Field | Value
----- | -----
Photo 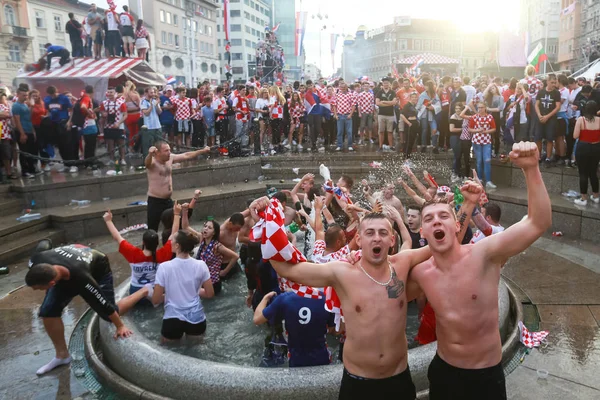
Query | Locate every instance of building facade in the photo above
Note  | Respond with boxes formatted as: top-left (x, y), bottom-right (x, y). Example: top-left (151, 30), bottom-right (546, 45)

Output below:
top-left (0, 0), bottom-right (34, 87)
top-left (342, 18), bottom-right (496, 81)
top-left (131, 0), bottom-right (220, 86)
top-left (216, 0), bottom-right (270, 81)
top-left (577, 0), bottom-right (600, 71)
top-left (272, 0), bottom-right (302, 81)
top-left (525, 0), bottom-right (560, 69)
top-left (304, 62), bottom-right (320, 81)
top-left (557, 0), bottom-right (581, 71)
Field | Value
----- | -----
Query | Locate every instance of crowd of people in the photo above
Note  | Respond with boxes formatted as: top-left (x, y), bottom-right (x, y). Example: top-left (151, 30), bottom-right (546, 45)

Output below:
top-left (25, 131), bottom-right (552, 399)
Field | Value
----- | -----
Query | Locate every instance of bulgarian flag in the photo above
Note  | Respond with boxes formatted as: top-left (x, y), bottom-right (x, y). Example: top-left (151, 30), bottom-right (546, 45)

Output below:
top-left (527, 43), bottom-right (548, 73)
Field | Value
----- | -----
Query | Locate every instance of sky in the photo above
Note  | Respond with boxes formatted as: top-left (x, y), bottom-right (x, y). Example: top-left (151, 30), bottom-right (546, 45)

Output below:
top-left (296, 0), bottom-right (523, 75)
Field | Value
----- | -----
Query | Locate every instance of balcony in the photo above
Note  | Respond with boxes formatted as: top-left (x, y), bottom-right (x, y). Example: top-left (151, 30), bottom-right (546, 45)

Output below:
top-left (0, 25), bottom-right (31, 39)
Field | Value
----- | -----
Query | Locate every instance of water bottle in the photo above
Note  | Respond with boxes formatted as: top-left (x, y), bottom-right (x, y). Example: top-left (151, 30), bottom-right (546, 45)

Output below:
top-left (70, 200), bottom-right (91, 207)
top-left (16, 213), bottom-right (42, 222)
top-left (0, 265), bottom-right (9, 275)
top-left (115, 160), bottom-right (121, 174)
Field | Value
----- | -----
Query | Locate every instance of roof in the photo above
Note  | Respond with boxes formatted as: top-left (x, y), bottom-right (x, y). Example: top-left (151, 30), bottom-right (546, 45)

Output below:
top-left (395, 53), bottom-right (460, 65)
top-left (21, 58), bottom-right (144, 79)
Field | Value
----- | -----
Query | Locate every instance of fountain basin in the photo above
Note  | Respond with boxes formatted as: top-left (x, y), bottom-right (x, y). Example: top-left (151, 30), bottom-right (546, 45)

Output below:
top-left (86, 278), bottom-right (521, 399)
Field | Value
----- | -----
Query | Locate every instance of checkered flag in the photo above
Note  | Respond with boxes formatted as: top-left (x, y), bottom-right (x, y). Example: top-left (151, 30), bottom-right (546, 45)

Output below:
top-left (519, 321), bottom-right (549, 348)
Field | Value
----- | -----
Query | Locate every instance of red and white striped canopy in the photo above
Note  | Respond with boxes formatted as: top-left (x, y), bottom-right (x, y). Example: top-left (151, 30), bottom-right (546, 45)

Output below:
top-left (21, 57), bottom-right (143, 79)
top-left (396, 53), bottom-right (459, 65)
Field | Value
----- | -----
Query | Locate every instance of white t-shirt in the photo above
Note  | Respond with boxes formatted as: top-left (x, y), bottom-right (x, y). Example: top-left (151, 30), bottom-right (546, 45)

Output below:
top-left (509, 94), bottom-right (527, 124)
top-left (470, 225), bottom-right (505, 244)
top-left (255, 98), bottom-right (269, 119)
top-left (568, 87), bottom-right (581, 118)
top-left (155, 257), bottom-right (211, 323)
top-left (559, 87), bottom-right (569, 113)
top-left (106, 11), bottom-right (119, 31)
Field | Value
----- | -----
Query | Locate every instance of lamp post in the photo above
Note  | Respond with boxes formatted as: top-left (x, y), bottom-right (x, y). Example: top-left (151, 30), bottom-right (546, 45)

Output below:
top-left (385, 28), bottom-right (396, 70)
top-left (312, 12), bottom-right (328, 73)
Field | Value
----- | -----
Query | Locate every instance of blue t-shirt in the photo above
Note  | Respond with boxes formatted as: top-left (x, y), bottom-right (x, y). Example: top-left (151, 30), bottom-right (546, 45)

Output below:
top-left (44, 95), bottom-right (72, 122)
top-left (201, 105), bottom-right (215, 128)
top-left (159, 95), bottom-right (174, 125)
top-left (262, 291), bottom-right (333, 367)
top-left (12, 101), bottom-right (33, 133)
top-left (47, 45), bottom-right (66, 53)
top-left (140, 98), bottom-right (161, 130)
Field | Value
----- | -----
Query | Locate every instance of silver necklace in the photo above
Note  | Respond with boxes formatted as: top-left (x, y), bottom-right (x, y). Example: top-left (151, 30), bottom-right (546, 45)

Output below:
top-left (359, 262), bottom-right (393, 286)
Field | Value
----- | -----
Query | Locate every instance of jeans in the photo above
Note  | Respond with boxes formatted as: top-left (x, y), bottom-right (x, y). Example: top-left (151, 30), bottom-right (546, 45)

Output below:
top-left (459, 140), bottom-right (472, 178)
top-left (473, 143), bottom-right (492, 183)
top-left (449, 135), bottom-right (461, 175)
top-left (336, 114), bottom-right (352, 148)
top-left (236, 120), bottom-right (249, 146)
top-left (420, 117), bottom-right (438, 147)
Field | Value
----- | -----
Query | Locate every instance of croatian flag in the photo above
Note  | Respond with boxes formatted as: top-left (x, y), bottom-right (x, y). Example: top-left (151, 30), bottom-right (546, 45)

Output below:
top-left (272, 23), bottom-right (281, 33)
top-left (295, 11), bottom-right (308, 57)
top-left (166, 76), bottom-right (176, 85)
top-left (223, 0), bottom-right (231, 41)
top-left (410, 58), bottom-right (424, 71)
top-left (303, 88), bottom-right (331, 118)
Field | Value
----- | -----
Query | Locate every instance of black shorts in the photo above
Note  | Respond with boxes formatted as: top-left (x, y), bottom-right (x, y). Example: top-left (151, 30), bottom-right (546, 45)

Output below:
top-left (428, 353), bottom-right (506, 400)
top-left (220, 262), bottom-right (237, 280)
top-left (161, 123), bottom-right (173, 135)
top-left (94, 29), bottom-right (103, 45)
top-left (161, 318), bottom-right (207, 340)
top-left (534, 117), bottom-right (557, 142)
top-left (0, 139), bottom-right (11, 161)
top-left (339, 367), bottom-right (416, 400)
top-left (39, 272), bottom-right (118, 319)
top-left (104, 128), bottom-right (125, 141)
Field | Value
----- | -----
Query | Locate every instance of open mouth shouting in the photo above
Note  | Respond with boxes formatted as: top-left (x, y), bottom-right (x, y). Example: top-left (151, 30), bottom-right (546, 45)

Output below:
top-left (372, 246), bottom-right (382, 257)
top-left (433, 229), bottom-right (446, 241)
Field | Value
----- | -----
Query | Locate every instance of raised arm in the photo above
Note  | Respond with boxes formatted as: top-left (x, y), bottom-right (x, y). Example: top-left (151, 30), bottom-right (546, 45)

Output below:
top-left (313, 196), bottom-right (326, 242)
top-left (145, 146), bottom-right (157, 169)
top-left (398, 178), bottom-right (425, 206)
top-left (385, 205), bottom-right (412, 251)
top-left (477, 142), bottom-right (551, 263)
top-left (270, 259), bottom-right (339, 288)
top-left (403, 165), bottom-right (429, 198)
top-left (172, 146), bottom-right (211, 162)
top-left (102, 210), bottom-right (124, 243)
top-left (454, 180), bottom-right (483, 242)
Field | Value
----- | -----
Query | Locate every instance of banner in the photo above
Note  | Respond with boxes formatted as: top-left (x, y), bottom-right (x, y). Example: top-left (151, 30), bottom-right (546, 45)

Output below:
top-left (223, 0), bottom-right (231, 41)
top-left (295, 11), bottom-right (308, 57)
top-left (330, 34), bottom-right (338, 71)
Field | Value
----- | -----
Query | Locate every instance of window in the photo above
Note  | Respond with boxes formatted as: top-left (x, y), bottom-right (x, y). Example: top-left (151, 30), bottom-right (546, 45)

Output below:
top-left (231, 10), bottom-right (241, 17)
top-left (4, 5), bottom-right (15, 26)
top-left (9, 44), bottom-right (21, 62)
top-left (175, 34), bottom-right (180, 47)
top-left (232, 24), bottom-right (242, 32)
top-left (175, 58), bottom-right (184, 69)
top-left (232, 53), bottom-right (242, 60)
top-left (184, 36), bottom-right (188, 48)
top-left (231, 38), bottom-right (242, 45)
top-left (433, 40), bottom-right (441, 51)
top-left (163, 56), bottom-right (172, 67)
top-left (398, 39), bottom-right (407, 50)
top-left (161, 31), bottom-right (167, 44)
top-left (414, 39), bottom-right (421, 50)
top-left (474, 59), bottom-right (478, 68)
top-left (251, 15), bottom-right (255, 23)
top-left (206, 26), bottom-right (212, 36)
top-left (166, 12), bottom-right (172, 24)
top-left (423, 40), bottom-right (431, 50)
top-left (201, 62), bottom-right (209, 72)
top-left (38, 43), bottom-right (46, 58)
top-left (245, 26), bottom-right (251, 33)
top-left (160, 10), bottom-right (165, 23)
top-left (211, 64), bottom-right (217, 73)
top-left (187, 18), bottom-right (192, 30)
top-left (194, 39), bottom-right (198, 50)
top-left (209, 44), bottom-right (214, 54)
top-left (168, 32), bottom-right (173, 45)
top-left (232, 67), bottom-right (243, 74)
top-left (193, 21), bottom-right (198, 31)
top-left (173, 15), bottom-right (178, 26)
top-left (218, 39), bottom-right (221, 46)
top-left (245, 39), bottom-right (252, 47)
top-left (183, 17), bottom-right (187, 30)
top-left (54, 15), bottom-right (62, 31)
top-left (35, 10), bottom-right (45, 28)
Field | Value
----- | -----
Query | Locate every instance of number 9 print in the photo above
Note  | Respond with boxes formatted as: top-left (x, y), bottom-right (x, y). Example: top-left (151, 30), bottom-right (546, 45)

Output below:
top-left (298, 307), bottom-right (312, 324)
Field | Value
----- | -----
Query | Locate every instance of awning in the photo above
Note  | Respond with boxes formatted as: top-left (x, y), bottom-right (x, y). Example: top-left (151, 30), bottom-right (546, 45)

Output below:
top-left (19, 57), bottom-right (143, 79)
top-left (396, 53), bottom-right (459, 65)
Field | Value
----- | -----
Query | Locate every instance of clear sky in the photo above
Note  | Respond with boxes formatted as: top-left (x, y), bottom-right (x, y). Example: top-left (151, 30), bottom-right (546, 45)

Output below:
top-left (296, 0), bottom-right (522, 75)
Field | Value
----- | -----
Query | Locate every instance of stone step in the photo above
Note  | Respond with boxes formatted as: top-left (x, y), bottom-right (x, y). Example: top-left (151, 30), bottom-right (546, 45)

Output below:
top-left (0, 197), bottom-right (23, 215)
top-left (0, 228), bottom-right (65, 264)
top-left (0, 214), bottom-right (51, 242)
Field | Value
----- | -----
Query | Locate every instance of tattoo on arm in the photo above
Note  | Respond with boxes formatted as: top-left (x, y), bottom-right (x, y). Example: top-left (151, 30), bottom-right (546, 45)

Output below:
top-left (386, 269), bottom-right (405, 299)
top-left (457, 211), bottom-right (468, 234)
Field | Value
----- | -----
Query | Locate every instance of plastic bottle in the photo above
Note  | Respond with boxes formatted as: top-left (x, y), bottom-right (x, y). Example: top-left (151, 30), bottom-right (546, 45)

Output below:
top-left (115, 160), bottom-right (121, 174)
top-left (16, 213), bottom-right (42, 222)
top-left (70, 200), bottom-right (91, 207)
top-left (0, 266), bottom-right (9, 275)
top-left (288, 221), bottom-right (299, 234)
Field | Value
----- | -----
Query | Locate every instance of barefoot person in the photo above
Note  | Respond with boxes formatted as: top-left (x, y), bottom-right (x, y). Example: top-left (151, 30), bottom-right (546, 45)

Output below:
top-left (409, 142), bottom-right (551, 399)
top-left (26, 244), bottom-right (139, 375)
top-left (145, 140), bottom-right (210, 231)
top-left (250, 193), bottom-right (431, 398)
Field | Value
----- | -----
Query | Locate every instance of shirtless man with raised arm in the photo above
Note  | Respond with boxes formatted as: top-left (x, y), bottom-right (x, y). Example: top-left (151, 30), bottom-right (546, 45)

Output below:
top-left (408, 142), bottom-right (552, 400)
top-left (145, 140), bottom-right (210, 231)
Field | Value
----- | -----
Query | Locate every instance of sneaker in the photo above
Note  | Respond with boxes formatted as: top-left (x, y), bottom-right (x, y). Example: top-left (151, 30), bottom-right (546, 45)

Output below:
top-left (284, 144), bottom-right (291, 150)
top-left (574, 198), bottom-right (588, 206)
top-left (348, 147), bottom-right (354, 152)
top-left (69, 166), bottom-right (78, 173)
top-left (34, 169), bottom-right (44, 176)
top-left (43, 165), bottom-right (51, 172)
top-left (544, 158), bottom-right (552, 167)
top-left (486, 181), bottom-right (497, 189)
top-left (335, 147), bottom-right (342, 151)
top-left (292, 140), bottom-right (297, 145)
top-left (297, 144), bottom-right (303, 151)
top-left (390, 146), bottom-right (396, 151)
top-left (318, 146), bottom-right (325, 152)
top-left (120, 159), bottom-right (127, 166)
top-left (357, 139), bottom-right (363, 145)
top-left (591, 196), bottom-right (600, 204)
top-left (282, 139), bottom-right (289, 146)
top-left (23, 172), bottom-right (35, 179)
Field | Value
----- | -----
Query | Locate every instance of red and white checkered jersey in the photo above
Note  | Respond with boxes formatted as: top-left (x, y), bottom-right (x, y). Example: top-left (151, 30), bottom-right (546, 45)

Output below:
top-left (0, 103), bottom-right (12, 140)
top-left (312, 240), bottom-right (350, 264)
top-left (233, 96), bottom-right (249, 121)
top-left (212, 96), bottom-right (228, 121)
top-left (327, 94), bottom-right (337, 107)
top-left (469, 114), bottom-right (495, 145)
top-left (288, 100), bottom-right (305, 122)
top-left (100, 99), bottom-right (127, 129)
top-left (519, 321), bottom-right (549, 348)
top-left (335, 91), bottom-right (356, 115)
top-left (521, 77), bottom-right (543, 100)
top-left (170, 96), bottom-right (193, 121)
top-left (356, 91), bottom-right (374, 114)
top-left (269, 96), bottom-right (284, 119)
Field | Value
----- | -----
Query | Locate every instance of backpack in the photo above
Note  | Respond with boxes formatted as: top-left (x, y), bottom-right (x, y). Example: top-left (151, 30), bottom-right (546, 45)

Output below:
top-left (71, 99), bottom-right (86, 128)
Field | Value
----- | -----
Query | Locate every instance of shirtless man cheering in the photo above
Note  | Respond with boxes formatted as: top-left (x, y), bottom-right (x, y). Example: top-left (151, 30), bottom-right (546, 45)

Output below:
top-left (409, 142), bottom-right (551, 399)
top-left (145, 140), bottom-right (210, 231)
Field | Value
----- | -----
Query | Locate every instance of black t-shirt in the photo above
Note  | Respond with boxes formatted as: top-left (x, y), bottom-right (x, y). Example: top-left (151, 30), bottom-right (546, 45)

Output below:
top-left (536, 89), bottom-right (561, 117)
top-left (66, 19), bottom-right (82, 41)
top-left (30, 245), bottom-right (116, 320)
top-left (377, 89), bottom-right (396, 116)
top-left (449, 116), bottom-right (463, 136)
top-left (402, 102), bottom-right (418, 119)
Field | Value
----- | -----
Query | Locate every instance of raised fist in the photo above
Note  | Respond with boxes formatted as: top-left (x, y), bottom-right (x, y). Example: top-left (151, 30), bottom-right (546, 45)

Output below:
top-left (509, 142), bottom-right (540, 170)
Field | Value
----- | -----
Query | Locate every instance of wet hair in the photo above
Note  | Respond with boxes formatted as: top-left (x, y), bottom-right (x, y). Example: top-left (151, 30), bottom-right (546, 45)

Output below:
top-left (25, 264), bottom-right (57, 286)
top-left (154, 139), bottom-right (169, 150)
top-left (205, 220), bottom-right (221, 241)
top-left (339, 175), bottom-right (354, 190)
top-left (359, 212), bottom-right (391, 231)
top-left (142, 230), bottom-right (160, 268)
top-left (582, 100), bottom-right (598, 122)
top-left (421, 195), bottom-right (456, 219)
top-left (229, 212), bottom-right (245, 226)
top-left (483, 202), bottom-right (501, 223)
top-left (407, 204), bottom-right (422, 213)
top-left (273, 191), bottom-right (287, 205)
top-left (174, 230), bottom-right (200, 253)
top-left (325, 224), bottom-right (344, 248)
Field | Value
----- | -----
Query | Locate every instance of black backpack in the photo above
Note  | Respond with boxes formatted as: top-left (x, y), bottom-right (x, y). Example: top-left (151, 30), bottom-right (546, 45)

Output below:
top-left (71, 99), bottom-right (86, 128)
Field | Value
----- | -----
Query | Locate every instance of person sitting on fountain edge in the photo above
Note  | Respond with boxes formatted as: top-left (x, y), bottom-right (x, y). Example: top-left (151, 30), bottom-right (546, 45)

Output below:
top-left (26, 242), bottom-right (143, 375)
top-left (408, 142), bottom-right (551, 400)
